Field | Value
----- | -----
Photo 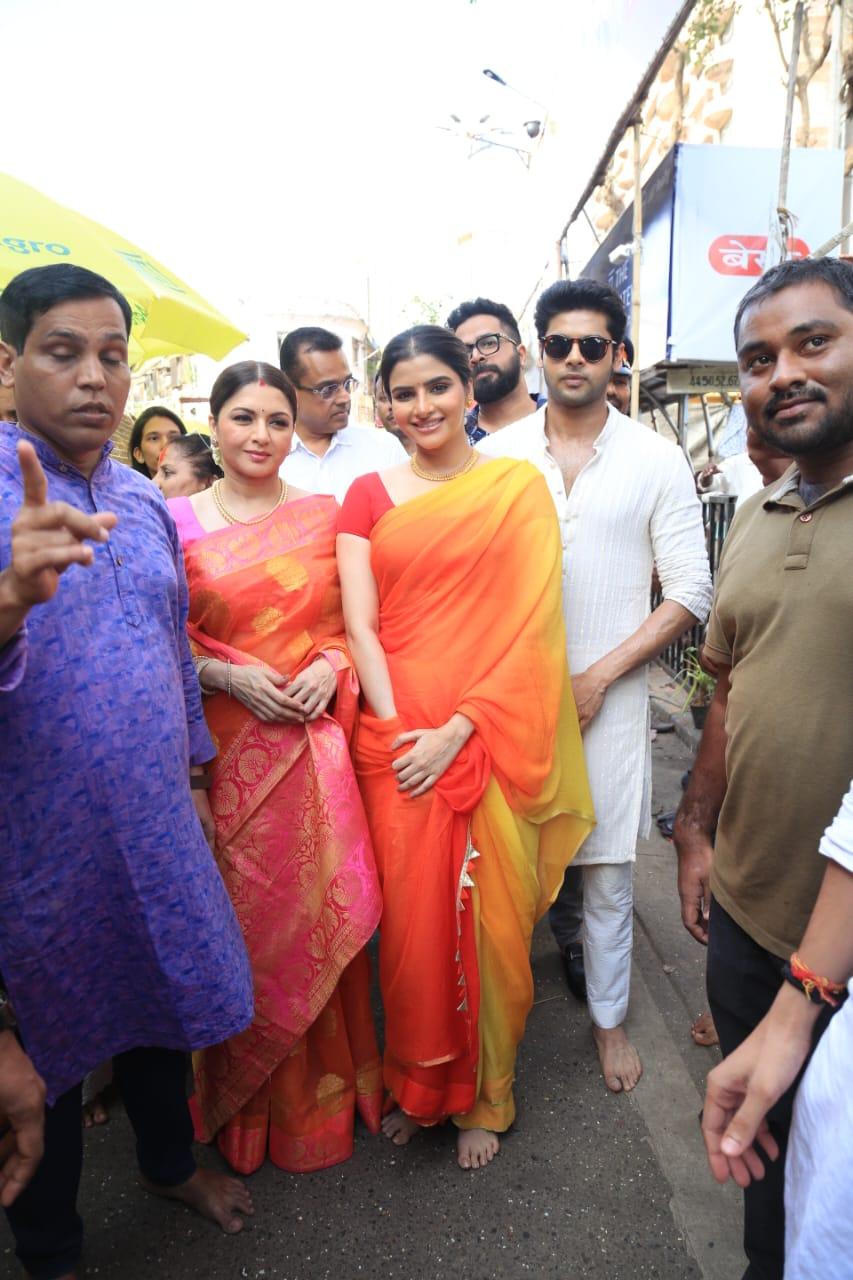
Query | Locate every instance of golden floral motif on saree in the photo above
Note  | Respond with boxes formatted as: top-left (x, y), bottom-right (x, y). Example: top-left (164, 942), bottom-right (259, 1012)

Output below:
top-left (251, 606), bottom-right (285, 635)
top-left (210, 778), bottom-right (241, 825)
top-left (265, 554), bottom-right (310, 591)
top-left (316, 1073), bottom-right (347, 1104)
top-left (235, 746), bottom-right (271, 787)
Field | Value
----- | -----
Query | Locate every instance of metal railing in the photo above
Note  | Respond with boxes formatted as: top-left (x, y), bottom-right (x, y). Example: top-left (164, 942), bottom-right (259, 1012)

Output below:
top-left (653, 495), bottom-right (737, 677)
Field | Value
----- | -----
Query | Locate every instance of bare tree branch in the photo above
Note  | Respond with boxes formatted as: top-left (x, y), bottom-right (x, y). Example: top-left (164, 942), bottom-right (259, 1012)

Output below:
top-left (764, 0), bottom-right (789, 69)
top-left (765, 0), bottom-right (840, 145)
top-left (815, 1), bottom-right (837, 71)
top-left (799, 0), bottom-right (836, 75)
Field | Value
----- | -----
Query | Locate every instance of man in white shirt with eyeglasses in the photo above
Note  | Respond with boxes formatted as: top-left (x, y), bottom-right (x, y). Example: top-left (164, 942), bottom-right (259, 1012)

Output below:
top-left (279, 326), bottom-right (407, 502)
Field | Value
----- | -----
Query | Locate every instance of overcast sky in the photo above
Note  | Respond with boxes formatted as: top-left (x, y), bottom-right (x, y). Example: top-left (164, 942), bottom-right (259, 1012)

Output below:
top-left (2, 0), bottom-right (680, 340)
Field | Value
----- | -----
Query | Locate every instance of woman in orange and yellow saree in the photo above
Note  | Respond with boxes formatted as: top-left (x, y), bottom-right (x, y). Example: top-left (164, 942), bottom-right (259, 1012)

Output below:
top-left (336, 327), bottom-right (594, 1171)
top-left (170, 361), bottom-right (382, 1176)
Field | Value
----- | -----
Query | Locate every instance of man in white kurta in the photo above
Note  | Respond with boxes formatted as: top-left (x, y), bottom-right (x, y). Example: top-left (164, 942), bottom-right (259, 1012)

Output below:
top-left (480, 278), bottom-right (712, 1091)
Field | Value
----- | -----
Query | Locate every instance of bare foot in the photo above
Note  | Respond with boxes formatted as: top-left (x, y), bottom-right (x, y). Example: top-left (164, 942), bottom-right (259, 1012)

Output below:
top-left (457, 1128), bottom-right (500, 1170)
top-left (82, 1091), bottom-right (109, 1128)
top-left (592, 1024), bottom-right (643, 1093)
top-left (690, 1011), bottom-right (719, 1047)
top-left (140, 1167), bottom-right (253, 1234)
top-left (381, 1108), bottom-right (420, 1146)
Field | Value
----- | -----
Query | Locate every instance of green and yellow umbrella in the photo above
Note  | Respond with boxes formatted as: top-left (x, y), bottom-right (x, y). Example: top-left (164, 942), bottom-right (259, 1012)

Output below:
top-left (0, 174), bottom-right (247, 366)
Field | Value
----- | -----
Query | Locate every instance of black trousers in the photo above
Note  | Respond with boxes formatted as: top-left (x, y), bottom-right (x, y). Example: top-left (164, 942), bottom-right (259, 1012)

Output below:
top-left (6, 1046), bottom-right (196, 1280)
top-left (706, 898), bottom-right (833, 1280)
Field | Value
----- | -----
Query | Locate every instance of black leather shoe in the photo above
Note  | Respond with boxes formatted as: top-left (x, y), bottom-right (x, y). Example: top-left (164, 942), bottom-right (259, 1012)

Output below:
top-left (561, 944), bottom-right (587, 1002)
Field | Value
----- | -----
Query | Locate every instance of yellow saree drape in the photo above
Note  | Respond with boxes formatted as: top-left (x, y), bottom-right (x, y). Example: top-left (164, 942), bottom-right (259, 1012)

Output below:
top-left (353, 459), bottom-right (595, 1129)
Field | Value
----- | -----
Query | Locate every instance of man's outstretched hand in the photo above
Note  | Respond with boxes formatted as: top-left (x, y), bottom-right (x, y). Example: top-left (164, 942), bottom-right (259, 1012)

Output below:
top-left (2, 439), bottom-right (117, 612)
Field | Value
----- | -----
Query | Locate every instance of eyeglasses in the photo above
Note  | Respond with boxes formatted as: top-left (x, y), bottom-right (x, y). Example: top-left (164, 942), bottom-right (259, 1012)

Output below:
top-left (462, 333), bottom-right (520, 358)
top-left (541, 334), bottom-right (618, 364)
top-left (295, 376), bottom-right (359, 401)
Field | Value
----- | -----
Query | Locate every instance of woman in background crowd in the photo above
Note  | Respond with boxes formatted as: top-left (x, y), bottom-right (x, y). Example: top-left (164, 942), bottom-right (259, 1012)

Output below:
top-left (170, 360), bottom-right (382, 1175)
top-left (130, 405), bottom-right (186, 477)
top-left (338, 326), bottom-right (594, 1171)
top-left (155, 433), bottom-right (222, 498)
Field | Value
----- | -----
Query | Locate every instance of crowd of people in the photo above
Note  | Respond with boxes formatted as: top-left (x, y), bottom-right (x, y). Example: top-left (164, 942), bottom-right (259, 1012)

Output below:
top-left (0, 257), bottom-right (849, 1280)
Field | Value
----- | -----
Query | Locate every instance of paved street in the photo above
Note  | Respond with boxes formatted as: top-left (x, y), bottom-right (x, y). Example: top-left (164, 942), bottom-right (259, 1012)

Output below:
top-left (1, 696), bottom-right (744, 1280)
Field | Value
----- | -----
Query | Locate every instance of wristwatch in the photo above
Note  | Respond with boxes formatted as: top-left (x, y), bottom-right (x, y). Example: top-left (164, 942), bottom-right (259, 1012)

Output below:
top-left (0, 988), bottom-right (16, 1032)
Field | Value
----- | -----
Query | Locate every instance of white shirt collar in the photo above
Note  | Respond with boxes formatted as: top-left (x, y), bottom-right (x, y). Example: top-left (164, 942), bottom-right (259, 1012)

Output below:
top-left (540, 401), bottom-right (619, 455)
top-left (290, 424), bottom-right (352, 457)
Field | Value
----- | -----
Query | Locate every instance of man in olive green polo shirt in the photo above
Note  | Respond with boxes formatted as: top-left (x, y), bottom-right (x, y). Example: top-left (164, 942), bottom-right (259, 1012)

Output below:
top-left (674, 256), bottom-right (853, 1280)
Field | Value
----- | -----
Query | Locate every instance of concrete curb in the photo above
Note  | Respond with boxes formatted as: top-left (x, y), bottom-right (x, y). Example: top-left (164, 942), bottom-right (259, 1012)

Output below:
top-left (626, 959), bottom-right (744, 1280)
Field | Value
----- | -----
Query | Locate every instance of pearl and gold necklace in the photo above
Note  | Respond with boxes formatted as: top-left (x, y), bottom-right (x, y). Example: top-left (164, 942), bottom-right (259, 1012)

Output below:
top-left (212, 478), bottom-right (288, 525)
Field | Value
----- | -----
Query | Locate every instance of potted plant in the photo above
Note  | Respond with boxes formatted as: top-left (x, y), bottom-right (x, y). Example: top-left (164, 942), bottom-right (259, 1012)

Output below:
top-left (674, 646), bottom-right (717, 729)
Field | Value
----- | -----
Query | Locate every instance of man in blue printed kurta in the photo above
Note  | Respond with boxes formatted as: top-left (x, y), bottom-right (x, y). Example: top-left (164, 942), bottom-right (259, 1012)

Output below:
top-left (0, 264), bottom-right (255, 1279)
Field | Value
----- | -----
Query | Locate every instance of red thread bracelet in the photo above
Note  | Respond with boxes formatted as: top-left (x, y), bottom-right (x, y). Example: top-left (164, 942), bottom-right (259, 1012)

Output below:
top-left (787, 952), bottom-right (847, 1008)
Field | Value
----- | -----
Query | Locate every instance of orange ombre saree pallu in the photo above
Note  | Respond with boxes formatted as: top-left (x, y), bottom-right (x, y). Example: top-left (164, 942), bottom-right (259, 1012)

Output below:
top-left (354, 459), bottom-right (594, 1132)
top-left (176, 495), bottom-right (382, 1173)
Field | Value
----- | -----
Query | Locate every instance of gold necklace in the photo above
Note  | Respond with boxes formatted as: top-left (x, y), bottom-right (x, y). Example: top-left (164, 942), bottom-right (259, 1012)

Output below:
top-left (212, 478), bottom-right (288, 525)
top-left (410, 448), bottom-right (478, 483)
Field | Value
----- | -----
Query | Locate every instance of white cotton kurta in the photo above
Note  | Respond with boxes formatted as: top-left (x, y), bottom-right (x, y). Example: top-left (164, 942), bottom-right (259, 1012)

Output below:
top-left (784, 780), bottom-right (853, 1280)
top-left (479, 405), bottom-right (712, 863)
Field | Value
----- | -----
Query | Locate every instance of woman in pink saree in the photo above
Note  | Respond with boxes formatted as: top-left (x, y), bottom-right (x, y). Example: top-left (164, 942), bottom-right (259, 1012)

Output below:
top-left (169, 361), bottom-right (382, 1175)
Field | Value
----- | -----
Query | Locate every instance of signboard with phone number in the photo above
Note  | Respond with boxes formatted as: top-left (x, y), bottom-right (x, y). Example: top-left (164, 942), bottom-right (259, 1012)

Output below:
top-left (666, 366), bottom-right (740, 394)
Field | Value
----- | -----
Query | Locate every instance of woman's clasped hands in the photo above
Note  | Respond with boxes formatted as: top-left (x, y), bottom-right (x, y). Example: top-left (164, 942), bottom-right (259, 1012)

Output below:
top-left (231, 656), bottom-right (336, 724)
top-left (392, 713), bottom-right (474, 798)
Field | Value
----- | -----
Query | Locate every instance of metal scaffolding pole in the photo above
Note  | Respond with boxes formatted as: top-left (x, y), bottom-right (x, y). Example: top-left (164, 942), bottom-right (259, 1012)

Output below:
top-left (630, 118), bottom-right (643, 420)
top-left (700, 395), bottom-right (715, 458)
top-left (676, 393), bottom-right (689, 458)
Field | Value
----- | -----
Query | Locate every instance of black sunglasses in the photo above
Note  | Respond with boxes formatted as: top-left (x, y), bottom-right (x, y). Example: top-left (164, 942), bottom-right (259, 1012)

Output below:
top-left (541, 334), bottom-right (618, 364)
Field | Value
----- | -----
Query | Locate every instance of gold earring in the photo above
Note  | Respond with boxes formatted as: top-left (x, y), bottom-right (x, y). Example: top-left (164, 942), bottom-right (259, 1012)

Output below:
top-left (211, 438), bottom-right (222, 467)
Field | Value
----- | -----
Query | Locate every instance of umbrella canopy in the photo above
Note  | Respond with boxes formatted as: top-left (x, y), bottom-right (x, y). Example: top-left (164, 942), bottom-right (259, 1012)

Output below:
top-left (0, 174), bottom-right (247, 365)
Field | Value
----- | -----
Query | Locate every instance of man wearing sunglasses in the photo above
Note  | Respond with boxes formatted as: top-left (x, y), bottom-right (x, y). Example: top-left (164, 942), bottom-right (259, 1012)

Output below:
top-left (446, 297), bottom-right (542, 443)
top-left (279, 327), bottom-right (407, 502)
top-left (480, 278), bottom-right (711, 1095)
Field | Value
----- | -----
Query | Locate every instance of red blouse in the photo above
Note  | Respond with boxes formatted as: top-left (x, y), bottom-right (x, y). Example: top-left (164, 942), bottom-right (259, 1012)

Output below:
top-left (337, 472), bottom-right (395, 539)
